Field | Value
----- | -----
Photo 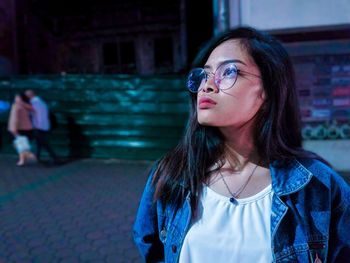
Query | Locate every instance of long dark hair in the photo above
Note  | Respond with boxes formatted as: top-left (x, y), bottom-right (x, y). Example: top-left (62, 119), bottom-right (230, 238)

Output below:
top-left (153, 27), bottom-right (319, 212)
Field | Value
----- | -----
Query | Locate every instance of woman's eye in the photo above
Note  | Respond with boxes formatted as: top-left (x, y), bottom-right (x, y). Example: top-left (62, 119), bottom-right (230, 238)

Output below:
top-left (222, 68), bottom-right (236, 78)
top-left (204, 72), bottom-right (211, 81)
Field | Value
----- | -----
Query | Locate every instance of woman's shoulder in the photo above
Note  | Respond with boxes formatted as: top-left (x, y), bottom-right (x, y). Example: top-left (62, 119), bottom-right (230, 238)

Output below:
top-left (297, 158), bottom-right (350, 204)
top-left (144, 160), bottom-right (161, 185)
top-left (296, 158), bottom-right (335, 175)
top-left (16, 105), bottom-right (30, 115)
top-left (296, 158), bottom-right (345, 183)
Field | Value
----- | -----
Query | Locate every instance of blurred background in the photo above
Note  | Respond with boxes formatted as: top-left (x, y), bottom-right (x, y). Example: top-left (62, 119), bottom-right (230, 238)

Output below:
top-left (0, 1), bottom-right (349, 262)
top-left (0, 0), bottom-right (349, 170)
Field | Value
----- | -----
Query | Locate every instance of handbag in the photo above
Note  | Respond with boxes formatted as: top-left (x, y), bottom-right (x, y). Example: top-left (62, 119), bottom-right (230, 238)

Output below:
top-left (13, 135), bottom-right (31, 153)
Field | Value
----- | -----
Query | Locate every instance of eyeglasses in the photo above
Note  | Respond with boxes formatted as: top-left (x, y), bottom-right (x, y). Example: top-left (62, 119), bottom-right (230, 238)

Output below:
top-left (186, 62), bottom-right (260, 93)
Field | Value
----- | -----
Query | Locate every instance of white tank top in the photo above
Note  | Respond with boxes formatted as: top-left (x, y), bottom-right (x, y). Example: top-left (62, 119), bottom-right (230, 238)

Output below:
top-left (179, 184), bottom-right (273, 263)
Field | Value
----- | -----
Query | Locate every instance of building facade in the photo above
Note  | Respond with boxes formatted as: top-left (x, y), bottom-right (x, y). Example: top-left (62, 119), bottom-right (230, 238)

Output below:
top-left (1, 0), bottom-right (193, 75)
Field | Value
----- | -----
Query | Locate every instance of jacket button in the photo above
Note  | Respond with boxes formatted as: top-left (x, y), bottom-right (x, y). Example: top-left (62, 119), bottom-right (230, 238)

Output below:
top-left (172, 245), bottom-right (177, 253)
top-left (160, 229), bottom-right (167, 239)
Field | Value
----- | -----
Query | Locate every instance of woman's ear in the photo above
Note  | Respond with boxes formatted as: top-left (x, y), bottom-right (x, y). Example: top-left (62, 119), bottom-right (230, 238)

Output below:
top-left (260, 88), bottom-right (266, 100)
top-left (258, 89), bottom-right (268, 113)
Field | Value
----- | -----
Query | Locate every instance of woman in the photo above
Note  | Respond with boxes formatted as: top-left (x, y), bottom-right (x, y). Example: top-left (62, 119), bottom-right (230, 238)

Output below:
top-left (133, 27), bottom-right (350, 262)
top-left (7, 93), bottom-right (36, 166)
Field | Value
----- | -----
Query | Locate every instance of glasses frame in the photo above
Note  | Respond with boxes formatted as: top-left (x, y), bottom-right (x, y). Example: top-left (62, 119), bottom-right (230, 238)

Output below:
top-left (186, 62), bottom-right (260, 93)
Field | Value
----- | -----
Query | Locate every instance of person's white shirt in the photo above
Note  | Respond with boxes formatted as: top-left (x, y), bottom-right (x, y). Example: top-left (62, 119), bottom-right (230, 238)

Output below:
top-left (30, 96), bottom-right (50, 131)
top-left (179, 184), bottom-right (273, 263)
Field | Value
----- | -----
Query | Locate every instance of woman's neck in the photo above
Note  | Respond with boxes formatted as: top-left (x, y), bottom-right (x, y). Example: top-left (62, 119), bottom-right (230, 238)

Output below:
top-left (219, 122), bottom-right (260, 168)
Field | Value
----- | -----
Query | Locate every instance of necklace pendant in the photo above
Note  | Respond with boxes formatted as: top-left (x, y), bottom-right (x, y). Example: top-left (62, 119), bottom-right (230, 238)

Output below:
top-left (229, 197), bottom-right (236, 203)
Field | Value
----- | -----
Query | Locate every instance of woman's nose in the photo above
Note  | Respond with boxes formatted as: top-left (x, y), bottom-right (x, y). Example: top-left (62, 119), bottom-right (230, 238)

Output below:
top-left (202, 75), bottom-right (219, 93)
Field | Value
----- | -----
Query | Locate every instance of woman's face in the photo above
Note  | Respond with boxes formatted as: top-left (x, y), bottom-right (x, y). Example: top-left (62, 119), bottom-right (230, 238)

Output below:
top-left (197, 39), bottom-right (265, 129)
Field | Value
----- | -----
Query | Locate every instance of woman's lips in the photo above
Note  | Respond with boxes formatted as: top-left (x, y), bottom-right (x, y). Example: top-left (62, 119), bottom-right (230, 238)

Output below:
top-left (198, 97), bottom-right (217, 109)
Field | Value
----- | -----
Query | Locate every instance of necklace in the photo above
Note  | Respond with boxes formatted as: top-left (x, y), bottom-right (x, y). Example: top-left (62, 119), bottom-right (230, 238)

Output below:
top-left (219, 163), bottom-right (259, 203)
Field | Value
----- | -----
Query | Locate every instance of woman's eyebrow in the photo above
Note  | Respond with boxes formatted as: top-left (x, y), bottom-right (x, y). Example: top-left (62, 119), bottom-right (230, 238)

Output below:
top-left (204, 59), bottom-right (247, 69)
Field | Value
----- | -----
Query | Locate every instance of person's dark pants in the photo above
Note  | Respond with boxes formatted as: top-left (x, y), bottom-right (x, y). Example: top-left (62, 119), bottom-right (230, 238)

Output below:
top-left (34, 129), bottom-right (57, 162)
top-left (18, 130), bottom-right (34, 141)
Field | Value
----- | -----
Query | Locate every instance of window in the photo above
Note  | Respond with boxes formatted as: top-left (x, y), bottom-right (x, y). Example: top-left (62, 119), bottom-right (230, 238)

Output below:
top-left (154, 37), bottom-right (173, 73)
top-left (120, 42), bottom-right (136, 73)
top-left (102, 41), bottom-right (136, 73)
top-left (103, 43), bottom-right (118, 66)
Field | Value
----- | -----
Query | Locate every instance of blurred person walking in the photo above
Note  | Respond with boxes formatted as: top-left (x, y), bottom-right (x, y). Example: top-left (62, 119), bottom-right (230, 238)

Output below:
top-left (25, 90), bottom-right (58, 164)
top-left (7, 93), bottom-right (37, 166)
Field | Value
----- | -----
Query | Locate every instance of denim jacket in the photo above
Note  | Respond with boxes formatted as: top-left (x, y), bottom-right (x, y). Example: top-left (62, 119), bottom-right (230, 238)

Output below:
top-left (133, 159), bottom-right (350, 263)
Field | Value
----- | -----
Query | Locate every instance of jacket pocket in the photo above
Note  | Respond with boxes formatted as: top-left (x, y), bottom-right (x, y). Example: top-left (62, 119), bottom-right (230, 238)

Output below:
top-left (275, 242), bottom-right (327, 263)
top-left (308, 242), bottom-right (326, 263)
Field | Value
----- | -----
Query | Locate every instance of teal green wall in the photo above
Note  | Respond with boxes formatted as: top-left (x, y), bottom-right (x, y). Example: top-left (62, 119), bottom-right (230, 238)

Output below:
top-left (0, 75), bottom-right (189, 160)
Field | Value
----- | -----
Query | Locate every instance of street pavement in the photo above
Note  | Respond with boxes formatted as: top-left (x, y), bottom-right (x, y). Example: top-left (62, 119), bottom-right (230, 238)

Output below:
top-left (0, 154), bottom-right (153, 263)
top-left (0, 154), bottom-right (349, 263)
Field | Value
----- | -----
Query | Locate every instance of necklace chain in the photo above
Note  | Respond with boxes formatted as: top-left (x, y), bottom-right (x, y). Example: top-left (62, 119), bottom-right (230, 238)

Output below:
top-left (219, 163), bottom-right (259, 201)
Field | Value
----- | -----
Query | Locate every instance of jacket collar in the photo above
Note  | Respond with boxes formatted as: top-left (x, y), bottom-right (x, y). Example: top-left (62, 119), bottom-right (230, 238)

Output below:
top-left (270, 159), bottom-right (313, 196)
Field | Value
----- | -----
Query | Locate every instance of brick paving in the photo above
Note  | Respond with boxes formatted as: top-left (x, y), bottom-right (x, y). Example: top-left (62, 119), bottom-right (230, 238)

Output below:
top-left (0, 154), bottom-right (153, 263)
top-left (0, 154), bottom-right (349, 263)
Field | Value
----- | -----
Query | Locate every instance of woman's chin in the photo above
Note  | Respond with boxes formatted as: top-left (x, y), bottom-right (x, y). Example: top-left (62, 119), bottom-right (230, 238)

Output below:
top-left (197, 118), bottom-right (216, 126)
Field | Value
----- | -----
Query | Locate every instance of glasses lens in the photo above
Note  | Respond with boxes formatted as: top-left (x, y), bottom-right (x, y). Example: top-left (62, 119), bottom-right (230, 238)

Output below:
top-left (186, 68), bottom-right (206, 92)
top-left (216, 63), bottom-right (238, 90)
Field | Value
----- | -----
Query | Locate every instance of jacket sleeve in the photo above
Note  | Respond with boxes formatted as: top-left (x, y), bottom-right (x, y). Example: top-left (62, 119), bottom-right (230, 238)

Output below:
top-left (133, 164), bottom-right (165, 263)
top-left (328, 174), bottom-right (350, 262)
